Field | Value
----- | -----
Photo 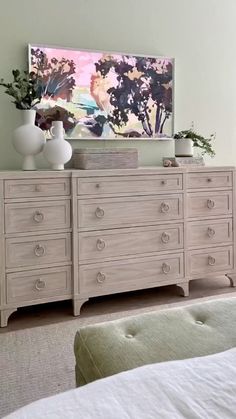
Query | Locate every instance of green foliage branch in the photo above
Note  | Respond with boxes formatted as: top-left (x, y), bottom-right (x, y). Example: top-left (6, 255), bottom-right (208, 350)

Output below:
top-left (0, 69), bottom-right (42, 110)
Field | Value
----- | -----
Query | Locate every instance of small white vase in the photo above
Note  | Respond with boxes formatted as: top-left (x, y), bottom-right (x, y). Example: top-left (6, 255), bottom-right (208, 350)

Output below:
top-left (175, 138), bottom-right (193, 157)
top-left (12, 110), bottom-right (45, 170)
top-left (43, 121), bottom-right (72, 170)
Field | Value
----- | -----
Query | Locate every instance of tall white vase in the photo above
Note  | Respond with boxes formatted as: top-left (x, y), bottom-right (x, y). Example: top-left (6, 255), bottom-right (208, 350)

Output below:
top-left (12, 110), bottom-right (45, 170)
top-left (43, 121), bottom-right (72, 170)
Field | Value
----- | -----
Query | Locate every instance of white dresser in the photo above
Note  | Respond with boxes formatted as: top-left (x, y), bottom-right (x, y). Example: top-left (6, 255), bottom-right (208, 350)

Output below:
top-left (0, 167), bottom-right (235, 326)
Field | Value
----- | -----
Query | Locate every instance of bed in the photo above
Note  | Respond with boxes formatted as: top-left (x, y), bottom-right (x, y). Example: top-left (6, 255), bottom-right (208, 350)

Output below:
top-left (4, 348), bottom-right (236, 418)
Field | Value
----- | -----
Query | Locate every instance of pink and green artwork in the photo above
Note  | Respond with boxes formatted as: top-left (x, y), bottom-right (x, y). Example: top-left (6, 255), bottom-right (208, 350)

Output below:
top-left (29, 45), bottom-right (174, 139)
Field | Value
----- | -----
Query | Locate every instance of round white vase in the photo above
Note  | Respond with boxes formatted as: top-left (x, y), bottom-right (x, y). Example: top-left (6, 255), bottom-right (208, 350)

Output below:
top-left (175, 138), bottom-right (193, 157)
top-left (43, 121), bottom-right (72, 170)
top-left (12, 110), bottom-right (45, 170)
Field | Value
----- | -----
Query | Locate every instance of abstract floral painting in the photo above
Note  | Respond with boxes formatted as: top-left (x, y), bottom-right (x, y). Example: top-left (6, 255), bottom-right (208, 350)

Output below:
top-left (29, 44), bottom-right (174, 139)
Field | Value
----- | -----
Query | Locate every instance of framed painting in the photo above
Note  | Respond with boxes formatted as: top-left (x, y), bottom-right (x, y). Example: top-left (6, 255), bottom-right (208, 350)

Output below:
top-left (28, 44), bottom-right (174, 140)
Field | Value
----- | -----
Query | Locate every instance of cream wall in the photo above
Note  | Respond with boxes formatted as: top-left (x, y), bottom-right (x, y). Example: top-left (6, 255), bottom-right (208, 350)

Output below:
top-left (0, 0), bottom-right (235, 169)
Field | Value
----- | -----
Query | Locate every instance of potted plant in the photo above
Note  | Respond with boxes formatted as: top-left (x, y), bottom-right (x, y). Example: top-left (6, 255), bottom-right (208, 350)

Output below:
top-left (174, 128), bottom-right (215, 158)
top-left (0, 69), bottom-right (45, 170)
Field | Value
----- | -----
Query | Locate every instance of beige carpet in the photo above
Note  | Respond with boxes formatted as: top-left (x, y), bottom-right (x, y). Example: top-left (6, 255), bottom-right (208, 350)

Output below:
top-left (1, 292), bottom-right (236, 418)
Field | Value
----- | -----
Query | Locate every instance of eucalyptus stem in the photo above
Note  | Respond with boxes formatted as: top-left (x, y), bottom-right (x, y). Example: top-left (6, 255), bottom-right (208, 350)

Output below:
top-left (0, 69), bottom-right (42, 110)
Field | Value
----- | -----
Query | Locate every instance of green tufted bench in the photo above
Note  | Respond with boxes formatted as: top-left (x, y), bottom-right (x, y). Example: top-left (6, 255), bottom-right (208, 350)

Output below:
top-left (74, 298), bottom-right (236, 386)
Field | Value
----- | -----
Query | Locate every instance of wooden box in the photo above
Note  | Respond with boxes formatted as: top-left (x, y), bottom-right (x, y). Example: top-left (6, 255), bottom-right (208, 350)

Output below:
top-left (73, 148), bottom-right (138, 170)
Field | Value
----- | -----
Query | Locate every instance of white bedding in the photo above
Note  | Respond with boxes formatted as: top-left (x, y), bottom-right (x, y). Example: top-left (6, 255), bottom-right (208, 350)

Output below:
top-left (5, 348), bottom-right (236, 419)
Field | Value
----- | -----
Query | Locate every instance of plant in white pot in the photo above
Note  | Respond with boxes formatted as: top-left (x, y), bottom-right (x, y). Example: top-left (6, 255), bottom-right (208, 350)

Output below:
top-left (174, 128), bottom-right (215, 158)
top-left (0, 70), bottom-right (45, 170)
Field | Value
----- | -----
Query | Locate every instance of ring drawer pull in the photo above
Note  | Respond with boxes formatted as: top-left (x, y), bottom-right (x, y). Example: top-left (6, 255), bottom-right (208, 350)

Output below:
top-left (34, 244), bottom-right (46, 257)
top-left (161, 180), bottom-right (167, 185)
top-left (207, 227), bottom-right (215, 238)
top-left (160, 202), bottom-right (170, 213)
top-left (35, 279), bottom-right (46, 290)
top-left (95, 207), bottom-right (105, 218)
top-left (207, 199), bottom-right (215, 209)
top-left (95, 183), bottom-right (100, 189)
top-left (96, 272), bottom-right (106, 283)
top-left (162, 263), bottom-right (171, 274)
top-left (34, 185), bottom-right (42, 192)
top-left (96, 239), bottom-right (106, 251)
top-left (161, 232), bottom-right (170, 243)
top-left (33, 210), bottom-right (44, 223)
top-left (208, 256), bottom-right (216, 266)
top-left (207, 178), bottom-right (213, 183)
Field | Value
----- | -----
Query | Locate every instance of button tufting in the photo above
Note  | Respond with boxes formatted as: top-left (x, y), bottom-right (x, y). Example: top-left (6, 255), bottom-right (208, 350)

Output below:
top-left (195, 320), bottom-right (204, 325)
top-left (125, 334), bottom-right (134, 339)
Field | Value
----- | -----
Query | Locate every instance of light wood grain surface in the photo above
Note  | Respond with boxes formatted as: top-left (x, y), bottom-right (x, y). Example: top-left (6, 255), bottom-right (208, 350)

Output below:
top-left (0, 166), bottom-right (235, 326)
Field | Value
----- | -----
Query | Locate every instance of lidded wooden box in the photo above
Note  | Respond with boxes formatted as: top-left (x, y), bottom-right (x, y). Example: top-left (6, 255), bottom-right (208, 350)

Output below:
top-left (73, 148), bottom-right (138, 169)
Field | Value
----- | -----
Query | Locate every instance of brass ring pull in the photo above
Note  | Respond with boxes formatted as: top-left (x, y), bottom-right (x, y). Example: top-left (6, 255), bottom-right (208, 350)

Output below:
top-left (33, 210), bottom-right (44, 223)
top-left (35, 279), bottom-right (46, 290)
top-left (208, 256), bottom-right (216, 266)
top-left (95, 207), bottom-right (105, 218)
top-left (161, 232), bottom-right (170, 243)
top-left (160, 202), bottom-right (170, 213)
top-left (207, 227), bottom-right (215, 238)
top-left (34, 244), bottom-right (46, 257)
top-left (207, 199), bottom-right (215, 209)
top-left (96, 239), bottom-right (106, 251)
top-left (162, 263), bottom-right (171, 274)
top-left (96, 272), bottom-right (106, 283)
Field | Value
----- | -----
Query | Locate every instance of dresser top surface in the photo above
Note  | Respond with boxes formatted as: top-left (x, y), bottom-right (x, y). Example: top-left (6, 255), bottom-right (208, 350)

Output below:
top-left (0, 166), bottom-right (234, 179)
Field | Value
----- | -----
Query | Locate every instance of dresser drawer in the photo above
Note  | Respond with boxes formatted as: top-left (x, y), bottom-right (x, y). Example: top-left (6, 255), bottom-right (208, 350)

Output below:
top-left (5, 200), bottom-right (70, 233)
top-left (188, 172), bottom-right (232, 189)
top-left (188, 219), bottom-right (232, 247)
top-left (79, 253), bottom-right (184, 295)
top-left (188, 191), bottom-right (232, 218)
top-left (77, 174), bottom-right (183, 196)
top-left (78, 195), bottom-right (183, 229)
top-left (79, 224), bottom-right (183, 262)
top-left (188, 246), bottom-right (233, 275)
top-left (4, 178), bottom-right (70, 198)
top-left (6, 266), bottom-right (71, 304)
top-left (6, 233), bottom-right (71, 269)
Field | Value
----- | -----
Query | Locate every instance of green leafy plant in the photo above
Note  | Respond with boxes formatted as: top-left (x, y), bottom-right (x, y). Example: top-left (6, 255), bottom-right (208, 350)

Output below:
top-left (0, 69), bottom-right (42, 109)
top-left (174, 128), bottom-right (215, 157)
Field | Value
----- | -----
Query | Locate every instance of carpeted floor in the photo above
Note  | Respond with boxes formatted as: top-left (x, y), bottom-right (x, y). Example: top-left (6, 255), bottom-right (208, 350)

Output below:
top-left (1, 284), bottom-right (236, 417)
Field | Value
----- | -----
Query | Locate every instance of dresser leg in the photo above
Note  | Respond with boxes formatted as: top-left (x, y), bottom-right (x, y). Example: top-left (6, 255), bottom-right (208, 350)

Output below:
top-left (176, 282), bottom-right (189, 297)
top-left (226, 274), bottom-right (236, 288)
top-left (73, 299), bottom-right (88, 316)
top-left (0, 308), bottom-right (17, 327)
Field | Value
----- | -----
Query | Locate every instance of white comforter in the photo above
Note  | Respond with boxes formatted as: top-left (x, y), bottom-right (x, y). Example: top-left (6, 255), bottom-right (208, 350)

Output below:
top-left (5, 348), bottom-right (236, 419)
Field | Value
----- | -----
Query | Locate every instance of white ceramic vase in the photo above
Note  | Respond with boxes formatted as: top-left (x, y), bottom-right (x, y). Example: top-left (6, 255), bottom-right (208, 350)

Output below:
top-left (43, 121), bottom-right (72, 170)
top-left (12, 110), bottom-right (45, 170)
top-left (175, 138), bottom-right (194, 157)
